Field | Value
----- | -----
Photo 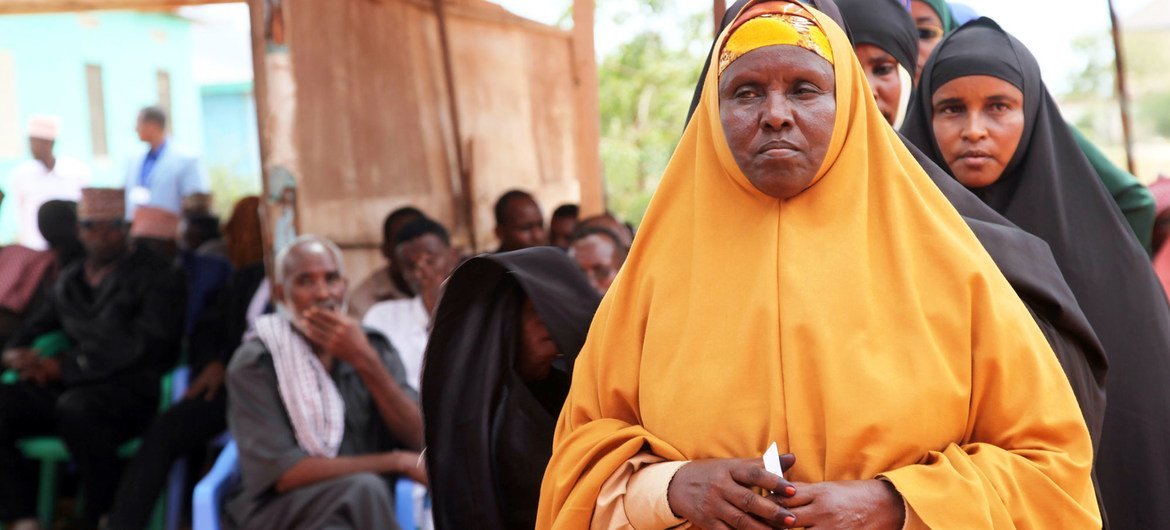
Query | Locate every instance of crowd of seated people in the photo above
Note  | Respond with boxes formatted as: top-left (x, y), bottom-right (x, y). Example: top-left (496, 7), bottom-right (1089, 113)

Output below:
top-left (0, 185), bottom-right (628, 530)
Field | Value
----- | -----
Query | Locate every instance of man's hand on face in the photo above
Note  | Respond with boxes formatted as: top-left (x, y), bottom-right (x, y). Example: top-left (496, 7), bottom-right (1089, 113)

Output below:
top-left (412, 255), bottom-right (450, 313)
top-left (414, 256), bottom-right (444, 292)
top-left (300, 306), bottom-right (376, 367)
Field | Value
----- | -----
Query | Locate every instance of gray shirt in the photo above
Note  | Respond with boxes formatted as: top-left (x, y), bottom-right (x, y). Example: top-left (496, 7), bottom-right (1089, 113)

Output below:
top-left (225, 329), bottom-right (416, 517)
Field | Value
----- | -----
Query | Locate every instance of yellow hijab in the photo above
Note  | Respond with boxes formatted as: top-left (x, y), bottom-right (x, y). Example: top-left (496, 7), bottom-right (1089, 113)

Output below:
top-left (537, 1), bottom-right (1098, 528)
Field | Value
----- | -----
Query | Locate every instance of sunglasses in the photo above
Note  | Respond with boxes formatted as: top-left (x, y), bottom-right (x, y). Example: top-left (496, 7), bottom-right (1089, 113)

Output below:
top-left (79, 219), bottom-right (125, 230)
top-left (918, 26), bottom-right (945, 40)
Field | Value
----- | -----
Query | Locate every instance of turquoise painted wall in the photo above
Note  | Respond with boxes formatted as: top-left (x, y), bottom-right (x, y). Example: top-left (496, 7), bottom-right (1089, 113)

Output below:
top-left (0, 11), bottom-right (202, 243)
top-left (201, 82), bottom-right (262, 218)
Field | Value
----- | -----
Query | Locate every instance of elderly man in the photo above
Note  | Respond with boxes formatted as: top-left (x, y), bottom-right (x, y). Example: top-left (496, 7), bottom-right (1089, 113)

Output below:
top-left (0, 188), bottom-right (185, 530)
top-left (363, 218), bottom-right (461, 391)
top-left (7, 115), bottom-right (90, 250)
top-left (225, 235), bottom-right (424, 530)
top-left (494, 190), bottom-right (547, 252)
top-left (568, 227), bottom-right (629, 297)
top-left (125, 106), bottom-right (210, 218)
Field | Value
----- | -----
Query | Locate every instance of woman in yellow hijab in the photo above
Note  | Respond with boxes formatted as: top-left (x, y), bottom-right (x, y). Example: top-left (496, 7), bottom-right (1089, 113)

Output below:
top-left (537, 1), bottom-right (1098, 529)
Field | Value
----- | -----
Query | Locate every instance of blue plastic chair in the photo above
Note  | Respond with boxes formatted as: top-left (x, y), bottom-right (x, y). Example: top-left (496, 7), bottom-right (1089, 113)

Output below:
top-left (192, 439), bottom-right (426, 530)
top-left (394, 476), bottom-right (431, 530)
top-left (192, 440), bottom-right (239, 530)
top-left (163, 365), bottom-right (190, 530)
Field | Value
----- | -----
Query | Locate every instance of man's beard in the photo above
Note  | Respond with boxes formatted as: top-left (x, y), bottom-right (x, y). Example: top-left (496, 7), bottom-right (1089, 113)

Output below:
top-left (275, 296), bottom-right (350, 334)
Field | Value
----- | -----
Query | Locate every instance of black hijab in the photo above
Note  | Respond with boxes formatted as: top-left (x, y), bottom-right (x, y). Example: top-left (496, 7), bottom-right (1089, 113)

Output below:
top-left (686, 0), bottom-right (1107, 438)
top-left (902, 18), bottom-right (1170, 529)
top-left (836, 0), bottom-right (917, 76)
top-left (422, 248), bottom-right (601, 530)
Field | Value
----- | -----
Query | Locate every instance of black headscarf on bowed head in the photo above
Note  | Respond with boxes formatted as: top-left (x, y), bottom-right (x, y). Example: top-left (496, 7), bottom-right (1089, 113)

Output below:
top-left (836, 0), bottom-right (918, 76)
top-left (685, 0), bottom-right (1106, 442)
top-left (902, 18), bottom-right (1170, 529)
top-left (422, 247), bottom-right (601, 530)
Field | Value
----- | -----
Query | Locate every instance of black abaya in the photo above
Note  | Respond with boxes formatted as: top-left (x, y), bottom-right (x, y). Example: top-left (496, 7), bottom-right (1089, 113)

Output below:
top-left (422, 248), bottom-right (601, 530)
top-left (902, 18), bottom-right (1170, 529)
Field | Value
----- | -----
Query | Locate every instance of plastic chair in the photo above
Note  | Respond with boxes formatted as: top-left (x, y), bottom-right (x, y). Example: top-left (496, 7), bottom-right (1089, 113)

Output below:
top-left (162, 364), bottom-right (190, 530)
top-left (192, 439), bottom-right (427, 530)
top-left (192, 440), bottom-right (239, 530)
top-left (4, 368), bottom-right (175, 530)
top-left (394, 477), bottom-right (431, 530)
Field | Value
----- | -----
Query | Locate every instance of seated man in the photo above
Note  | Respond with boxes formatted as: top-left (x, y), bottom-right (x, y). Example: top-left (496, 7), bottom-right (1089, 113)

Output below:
top-left (567, 227), bottom-right (629, 297)
top-left (577, 212), bottom-right (634, 249)
top-left (37, 200), bottom-right (85, 270)
top-left (125, 206), bottom-right (233, 337)
top-left (225, 235), bottom-right (425, 530)
top-left (363, 218), bottom-right (460, 391)
top-left (0, 188), bottom-right (185, 530)
top-left (348, 207), bottom-right (426, 319)
top-left (0, 199), bottom-right (79, 346)
top-left (548, 203), bottom-right (579, 250)
top-left (494, 190), bottom-right (547, 252)
top-left (180, 212), bottom-right (229, 261)
top-left (107, 206), bottom-right (235, 530)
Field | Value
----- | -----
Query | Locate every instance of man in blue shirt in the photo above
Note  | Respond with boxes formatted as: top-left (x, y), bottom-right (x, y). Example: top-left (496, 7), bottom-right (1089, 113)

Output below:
top-left (124, 106), bottom-right (211, 219)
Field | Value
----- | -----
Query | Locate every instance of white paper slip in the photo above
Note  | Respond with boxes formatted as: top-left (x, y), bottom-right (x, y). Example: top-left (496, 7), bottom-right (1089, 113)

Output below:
top-left (763, 441), bottom-right (784, 479)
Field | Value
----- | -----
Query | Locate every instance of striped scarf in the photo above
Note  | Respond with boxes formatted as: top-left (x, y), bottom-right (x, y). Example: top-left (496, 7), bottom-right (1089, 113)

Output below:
top-left (254, 314), bottom-right (345, 457)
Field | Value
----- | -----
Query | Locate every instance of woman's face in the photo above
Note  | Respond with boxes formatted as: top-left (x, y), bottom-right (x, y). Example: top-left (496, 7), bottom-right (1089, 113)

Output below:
top-left (930, 75), bottom-right (1025, 188)
top-left (515, 297), bottom-right (561, 383)
top-left (855, 44), bottom-right (902, 125)
top-left (911, 0), bottom-right (944, 84)
top-left (719, 45), bottom-right (836, 199)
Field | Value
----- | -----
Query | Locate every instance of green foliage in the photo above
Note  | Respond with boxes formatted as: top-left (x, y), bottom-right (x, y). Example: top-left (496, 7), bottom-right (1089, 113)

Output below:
top-left (1063, 29), bottom-right (1170, 143)
top-left (208, 165), bottom-right (261, 220)
top-left (1066, 33), bottom-right (1113, 100)
top-left (597, 7), bottom-right (707, 226)
top-left (1139, 92), bottom-right (1170, 137)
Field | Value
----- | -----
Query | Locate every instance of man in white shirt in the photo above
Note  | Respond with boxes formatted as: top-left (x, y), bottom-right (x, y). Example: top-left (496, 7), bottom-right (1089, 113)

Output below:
top-left (362, 218), bottom-right (460, 391)
top-left (7, 115), bottom-right (89, 250)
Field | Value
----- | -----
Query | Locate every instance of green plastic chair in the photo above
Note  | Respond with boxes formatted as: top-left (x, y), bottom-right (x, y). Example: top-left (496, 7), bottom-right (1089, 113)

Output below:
top-left (2, 332), bottom-right (170, 530)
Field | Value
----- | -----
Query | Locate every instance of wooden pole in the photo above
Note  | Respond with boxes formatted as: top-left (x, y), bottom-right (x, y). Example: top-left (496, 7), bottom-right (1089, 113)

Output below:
top-left (714, 0), bottom-right (726, 36)
top-left (572, 0), bottom-right (605, 216)
top-left (1107, 0), bottom-right (1138, 175)
top-left (432, 0), bottom-right (478, 253)
top-left (248, 0), bottom-right (301, 280)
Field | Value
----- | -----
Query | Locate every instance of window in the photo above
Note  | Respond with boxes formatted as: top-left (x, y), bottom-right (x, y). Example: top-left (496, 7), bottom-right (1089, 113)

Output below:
top-left (85, 64), bottom-right (108, 157)
top-left (0, 51), bottom-right (20, 158)
top-left (157, 70), bottom-right (171, 134)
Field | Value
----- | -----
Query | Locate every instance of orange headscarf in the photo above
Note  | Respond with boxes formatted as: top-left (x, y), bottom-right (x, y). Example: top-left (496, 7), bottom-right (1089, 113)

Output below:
top-left (536, 2), bottom-right (1097, 528)
top-left (719, 2), bottom-right (833, 73)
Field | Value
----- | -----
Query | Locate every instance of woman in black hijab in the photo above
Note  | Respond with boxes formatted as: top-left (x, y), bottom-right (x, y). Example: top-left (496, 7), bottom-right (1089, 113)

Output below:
top-left (901, 17), bottom-right (1170, 529)
top-left (421, 247), bottom-right (601, 530)
top-left (837, 0), bottom-right (917, 126)
top-left (687, 0), bottom-right (1107, 455)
